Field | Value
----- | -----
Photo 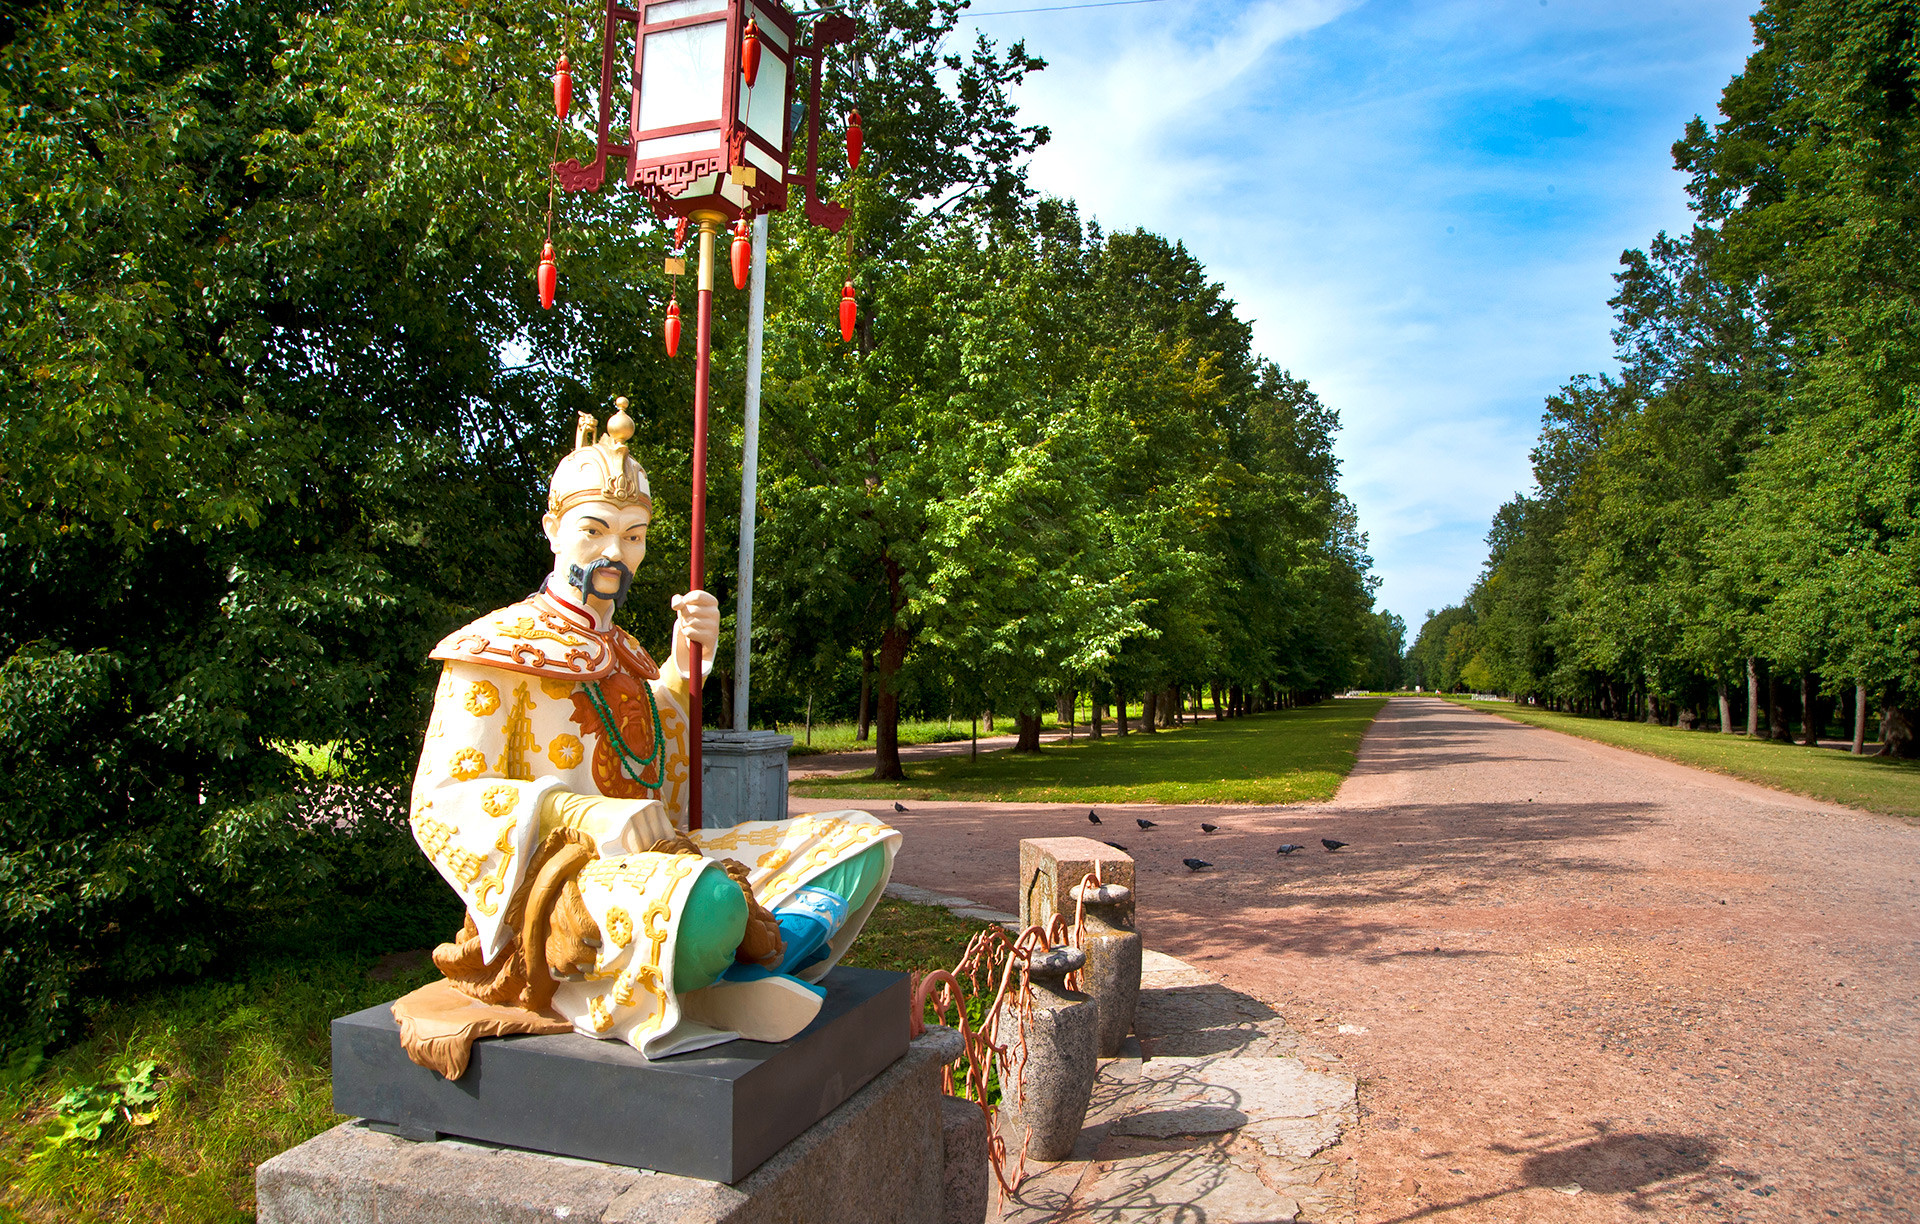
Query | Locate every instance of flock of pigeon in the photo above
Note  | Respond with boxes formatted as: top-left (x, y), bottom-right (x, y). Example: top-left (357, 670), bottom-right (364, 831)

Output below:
top-left (1086, 809), bottom-right (1347, 872)
top-left (886, 800), bottom-right (1350, 873)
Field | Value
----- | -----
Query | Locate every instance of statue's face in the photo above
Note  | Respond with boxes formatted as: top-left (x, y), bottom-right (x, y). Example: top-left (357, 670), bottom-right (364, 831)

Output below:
top-left (543, 501), bottom-right (651, 607)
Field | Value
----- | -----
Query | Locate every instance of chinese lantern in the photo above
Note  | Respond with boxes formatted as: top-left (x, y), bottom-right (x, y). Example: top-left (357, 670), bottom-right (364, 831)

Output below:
top-left (741, 20), bottom-right (762, 88)
top-left (664, 297), bottom-right (682, 357)
top-left (731, 220), bottom-right (751, 291)
top-left (839, 281), bottom-right (856, 342)
top-left (846, 110), bottom-right (863, 171)
top-left (553, 54), bottom-right (572, 122)
top-left (538, 242), bottom-right (557, 310)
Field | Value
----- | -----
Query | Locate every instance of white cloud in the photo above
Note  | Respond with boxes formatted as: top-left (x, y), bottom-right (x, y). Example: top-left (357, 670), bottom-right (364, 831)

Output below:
top-left (960, 0), bottom-right (1757, 629)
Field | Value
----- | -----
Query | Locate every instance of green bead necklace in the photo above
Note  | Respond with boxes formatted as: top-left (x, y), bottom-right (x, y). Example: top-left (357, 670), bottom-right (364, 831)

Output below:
top-left (580, 678), bottom-right (665, 789)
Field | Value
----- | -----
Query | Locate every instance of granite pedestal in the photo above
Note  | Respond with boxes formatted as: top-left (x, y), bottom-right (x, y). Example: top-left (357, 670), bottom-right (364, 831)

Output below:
top-left (331, 967), bottom-right (906, 1184)
top-left (260, 1026), bottom-right (970, 1224)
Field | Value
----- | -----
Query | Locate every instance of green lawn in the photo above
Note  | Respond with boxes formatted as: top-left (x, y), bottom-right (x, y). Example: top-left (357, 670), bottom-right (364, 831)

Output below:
top-left (790, 698), bottom-right (1388, 805)
top-left (1450, 698), bottom-right (1920, 821)
top-left (0, 899), bottom-right (988, 1224)
top-left (785, 715), bottom-right (987, 756)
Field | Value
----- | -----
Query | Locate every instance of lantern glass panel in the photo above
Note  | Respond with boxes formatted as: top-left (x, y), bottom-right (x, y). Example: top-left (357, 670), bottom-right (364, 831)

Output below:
top-left (634, 130), bottom-right (726, 162)
top-left (740, 53), bottom-right (788, 160)
top-left (637, 20), bottom-right (726, 135)
top-left (752, 8), bottom-right (789, 48)
top-left (646, 0), bottom-right (724, 21)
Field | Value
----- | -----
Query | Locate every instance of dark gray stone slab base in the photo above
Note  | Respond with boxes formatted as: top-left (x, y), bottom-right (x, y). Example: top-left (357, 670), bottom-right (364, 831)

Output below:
top-left (331, 967), bottom-right (907, 1183)
top-left (258, 1028), bottom-right (968, 1224)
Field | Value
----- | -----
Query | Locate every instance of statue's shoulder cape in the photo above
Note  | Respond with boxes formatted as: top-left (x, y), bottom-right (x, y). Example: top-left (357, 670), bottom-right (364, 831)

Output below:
top-left (429, 591), bottom-right (659, 683)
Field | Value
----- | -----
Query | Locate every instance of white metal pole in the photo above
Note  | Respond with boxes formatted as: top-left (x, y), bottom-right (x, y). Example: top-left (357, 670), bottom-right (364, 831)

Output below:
top-left (732, 212), bottom-right (770, 732)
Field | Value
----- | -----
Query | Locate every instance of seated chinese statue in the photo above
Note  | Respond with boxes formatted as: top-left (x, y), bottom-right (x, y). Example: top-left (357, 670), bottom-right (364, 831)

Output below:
top-left (395, 402), bottom-right (899, 1079)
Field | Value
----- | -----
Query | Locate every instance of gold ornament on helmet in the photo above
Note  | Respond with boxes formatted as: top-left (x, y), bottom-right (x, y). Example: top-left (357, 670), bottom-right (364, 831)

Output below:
top-left (549, 398), bottom-right (653, 518)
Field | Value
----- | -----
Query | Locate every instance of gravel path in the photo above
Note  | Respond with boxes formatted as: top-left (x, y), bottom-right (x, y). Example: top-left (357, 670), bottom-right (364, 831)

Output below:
top-left (821, 696), bottom-right (1920, 1221)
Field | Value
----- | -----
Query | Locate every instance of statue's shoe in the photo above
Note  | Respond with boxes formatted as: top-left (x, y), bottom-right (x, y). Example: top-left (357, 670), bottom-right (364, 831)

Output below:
top-left (686, 966), bottom-right (827, 1043)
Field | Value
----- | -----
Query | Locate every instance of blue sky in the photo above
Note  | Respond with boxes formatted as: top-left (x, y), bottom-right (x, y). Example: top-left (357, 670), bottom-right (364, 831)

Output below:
top-left (954, 0), bottom-right (1760, 634)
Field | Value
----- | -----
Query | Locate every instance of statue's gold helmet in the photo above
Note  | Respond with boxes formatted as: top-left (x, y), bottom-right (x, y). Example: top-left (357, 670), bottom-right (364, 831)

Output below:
top-left (548, 399), bottom-right (652, 518)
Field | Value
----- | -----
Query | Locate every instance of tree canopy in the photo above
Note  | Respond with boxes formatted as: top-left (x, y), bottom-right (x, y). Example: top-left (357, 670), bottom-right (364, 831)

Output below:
top-left (1412, 0), bottom-right (1918, 756)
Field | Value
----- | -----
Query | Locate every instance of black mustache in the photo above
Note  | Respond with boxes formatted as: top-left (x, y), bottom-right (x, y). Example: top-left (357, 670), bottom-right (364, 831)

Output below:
top-left (568, 558), bottom-right (634, 608)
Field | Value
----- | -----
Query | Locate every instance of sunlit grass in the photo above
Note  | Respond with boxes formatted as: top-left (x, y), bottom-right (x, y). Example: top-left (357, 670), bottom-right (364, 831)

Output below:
top-left (1450, 698), bottom-right (1920, 821)
top-left (790, 698), bottom-right (1388, 805)
top-left (779, 710), bottom-right (1105, 756)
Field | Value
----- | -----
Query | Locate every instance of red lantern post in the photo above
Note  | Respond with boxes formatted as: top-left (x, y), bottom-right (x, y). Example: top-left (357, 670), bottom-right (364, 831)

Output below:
top-left (552, 0), bottom-right (857, 829)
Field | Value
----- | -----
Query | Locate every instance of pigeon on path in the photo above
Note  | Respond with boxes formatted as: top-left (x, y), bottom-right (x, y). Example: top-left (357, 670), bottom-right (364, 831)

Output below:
top-left (1200, 823), bottom-right (1218, 834)
top-left (894, 802), bottom-right (908, 813)
top-left (1104, 841), bottom-right (1129, 852)
top-left (1321, 838), bottom-right (1347, 851)
top-left (1087, 810), bottom-right (1102, 825)
top-left (1136, 818), bottom-right (1157, 830)
top-left (1276, 844), bottom-right (1304, 856)
top-left (1182, 857), bottom-right (1212, 872)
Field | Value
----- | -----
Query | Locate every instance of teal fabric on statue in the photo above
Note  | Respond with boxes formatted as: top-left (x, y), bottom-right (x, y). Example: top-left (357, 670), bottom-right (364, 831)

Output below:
top-left (675, 844), bottom-right (887, 992)
top-left (801, 842), bottom-right (887, 913)
top-left (670, 864), bottom-right (749, 993)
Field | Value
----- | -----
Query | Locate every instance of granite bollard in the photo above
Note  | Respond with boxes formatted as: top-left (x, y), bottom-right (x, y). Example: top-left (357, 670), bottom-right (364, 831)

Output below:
top-left (1071, 880), bottom-right (1141, 1057)
top-left (1018, 838), bottom-right (1134, 937)
top-left (997, 947), bottom-right (1098, 1162)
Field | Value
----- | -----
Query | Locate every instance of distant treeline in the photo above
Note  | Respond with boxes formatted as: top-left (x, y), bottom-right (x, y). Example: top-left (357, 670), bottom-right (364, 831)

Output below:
top-left (1408, 0), bottom-right (1917, 755)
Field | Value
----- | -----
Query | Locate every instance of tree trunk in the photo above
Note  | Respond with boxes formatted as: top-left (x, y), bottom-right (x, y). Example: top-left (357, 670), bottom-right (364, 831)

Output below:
top-left (1853, 684), bottom-right (1867, 755)
top-left (982, 708), bottom-right (993, 733)
top-left (1879, 702), bottom-right (1916, 758)
top-left (1159, 686), bottom-right (1176, 728)
top-left (1139, 688), bottom-right (1158, 733)
top-left (1644, 692), bottom-right (1660, 724)
top-left (872, 560), bottom-right (910, 781)
top-left (1090, 689), bottom-right (1104, 739)
top-left (1057, 687), bottom-right (1074, 728)
top-left (1718, 683), bottom-right (1733, 734)
top-left (971, 714), bottom-right (978, 760)
top-left (804, 691), bottom-right (813, 747)
top-left (856, 648), bottom-right (873, 742)
top-left (1745, 657), bottom-right (1760, 736)
top-left (1015, 712), bottom-right (1043, 752)
top-left (1768, 670), bottom-right (1792, 741)
top-left (1801, 672), bottom-right (1820, 746)
top-left (1211, 683), bottom-right (1224, 719)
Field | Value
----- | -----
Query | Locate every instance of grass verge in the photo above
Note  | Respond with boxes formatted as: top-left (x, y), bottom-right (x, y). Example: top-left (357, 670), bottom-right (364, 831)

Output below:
top-left (790, 698), bottom-right (1388, 805)
top-left (0, 898), bottom-right (991, 1223)
top-left (785, 716), bottom-right (976, 757)
top-left (1449, 698), bottom-right (1920, 821)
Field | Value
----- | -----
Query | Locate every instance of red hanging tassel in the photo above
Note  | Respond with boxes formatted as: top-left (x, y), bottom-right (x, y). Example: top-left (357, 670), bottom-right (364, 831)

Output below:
top-left (846, 110), bottom-right (863, 171)
top-left (538, 242), bottom-right (558, 310)
top-left (553, 54), bottom-right (572, 122)
top-left (664, 297), bottom-right (682, 357)
top-left (839, 281), bottom-right (856, 342)
top-left (742, 20), bottom-right (762, 87)
top-left (731, 220), bottom-right (752, 291)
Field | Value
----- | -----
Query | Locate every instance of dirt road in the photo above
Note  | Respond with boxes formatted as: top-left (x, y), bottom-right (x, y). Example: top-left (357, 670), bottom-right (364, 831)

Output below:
top-left (836, 696), bottom-right (1920, 1221)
